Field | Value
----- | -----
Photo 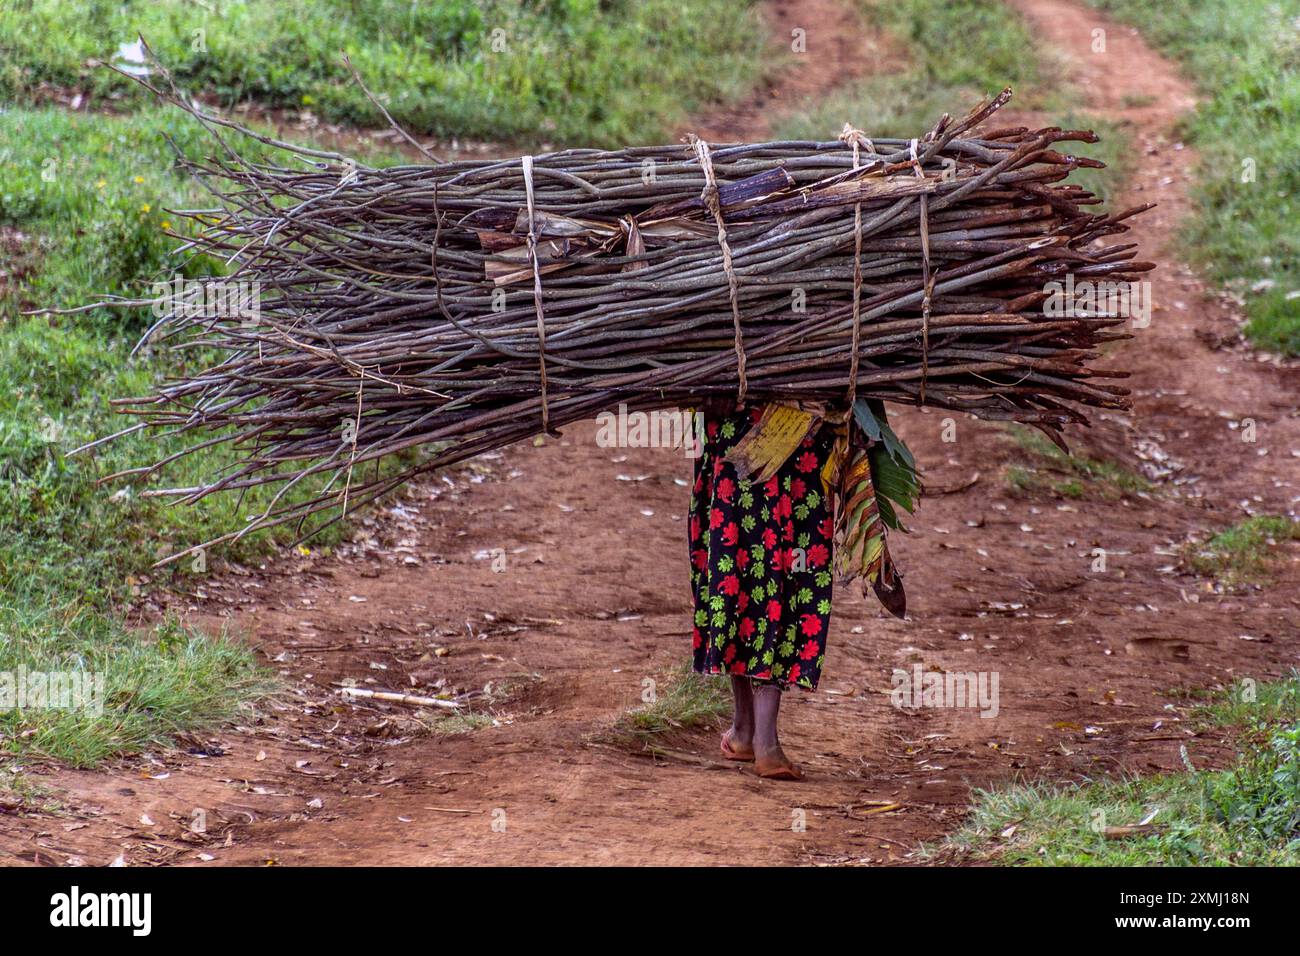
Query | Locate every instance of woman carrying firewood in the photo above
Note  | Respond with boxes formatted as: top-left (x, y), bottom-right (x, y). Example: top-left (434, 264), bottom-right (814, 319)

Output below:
top-left (688, 398), bottom-right (914, 780)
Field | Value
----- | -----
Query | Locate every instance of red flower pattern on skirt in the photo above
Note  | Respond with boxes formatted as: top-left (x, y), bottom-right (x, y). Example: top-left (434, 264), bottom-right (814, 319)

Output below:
top-left (689, 405), bottom-right (835, 691)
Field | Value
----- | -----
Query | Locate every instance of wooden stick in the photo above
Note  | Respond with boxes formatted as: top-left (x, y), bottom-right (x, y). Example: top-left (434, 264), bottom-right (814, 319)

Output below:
top-left (55, 77), bottom-right (1153, 561)
top-left (339, 688), bottom-right (462, 709)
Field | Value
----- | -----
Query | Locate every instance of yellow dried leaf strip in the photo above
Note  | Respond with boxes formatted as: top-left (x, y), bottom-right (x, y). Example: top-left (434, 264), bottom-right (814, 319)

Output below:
top-left (724, 403), bottom-right (819, 483)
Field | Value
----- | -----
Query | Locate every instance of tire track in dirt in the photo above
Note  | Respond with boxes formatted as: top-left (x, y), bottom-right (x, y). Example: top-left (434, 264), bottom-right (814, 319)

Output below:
top-left (5, 0), bottom-right (1297, 867)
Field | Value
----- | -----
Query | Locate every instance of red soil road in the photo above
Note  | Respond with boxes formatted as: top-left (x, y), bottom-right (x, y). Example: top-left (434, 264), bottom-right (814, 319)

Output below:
top-left (687, 0), bottom-right (904, 142)
top-left (4, 0), bottom-right (1298, 866)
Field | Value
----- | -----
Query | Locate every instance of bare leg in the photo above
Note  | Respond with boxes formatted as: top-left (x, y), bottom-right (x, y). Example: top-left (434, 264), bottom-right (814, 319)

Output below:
top-left (721, 676), bottom-right (755, 760)
top-left (752, 683), bottom-right (803, 780)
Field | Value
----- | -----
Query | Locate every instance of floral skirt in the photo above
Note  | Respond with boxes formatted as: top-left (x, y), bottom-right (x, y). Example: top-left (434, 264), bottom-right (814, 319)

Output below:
top-left (689, 405), bottom-right (836, 691)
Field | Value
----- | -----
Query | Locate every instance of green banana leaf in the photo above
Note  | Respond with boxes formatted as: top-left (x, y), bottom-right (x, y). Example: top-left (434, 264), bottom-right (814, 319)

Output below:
top-left (852, 398), bottom-right (919, 530)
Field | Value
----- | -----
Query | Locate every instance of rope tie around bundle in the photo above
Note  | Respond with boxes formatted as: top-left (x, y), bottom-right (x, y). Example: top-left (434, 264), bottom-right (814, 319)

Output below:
top-left (838, 124), bottom-right (871, 412)
top-left (689, 133), bottom-right (748, 406)
top-left (910, 138), bottom-right (934, 406)
top-left (68, 81), bottom-right (1155, 558)
top-left (521, 155), bottom-right (551, 434)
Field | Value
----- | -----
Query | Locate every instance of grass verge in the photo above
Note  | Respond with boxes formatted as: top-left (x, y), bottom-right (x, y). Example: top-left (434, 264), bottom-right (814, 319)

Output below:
top-left (0, 0), bottom-right (767, 147)
top-left (778, 0), bottom-right (1050, 140)
top-left (1086, 0), bottom-right (1300, 353)
top-left (777, 0), bottom-right (1129, 208)
top-left (609, 664), bottom-right (730, 745)
top-left (0, 107), bottom-right (374, 769)
top-left (1, 615), bottom-right (275, 769)
top-left (1002, 424), bottom-right (1151, 500)
top-left (929, 674), bottom-right (1300, 865)
top-left (1180, 515), bottom-right (1300, 588)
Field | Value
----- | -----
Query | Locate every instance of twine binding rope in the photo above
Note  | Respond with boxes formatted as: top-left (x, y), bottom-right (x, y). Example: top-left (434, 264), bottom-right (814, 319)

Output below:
top-left (688, 134), bottom-right (748, 405)
top-left (910, 138), bottom-right (933, 406)
top-left (839, 124), bottom-right (873, 411)
top-left (521, 155), bottom-right (551, 433)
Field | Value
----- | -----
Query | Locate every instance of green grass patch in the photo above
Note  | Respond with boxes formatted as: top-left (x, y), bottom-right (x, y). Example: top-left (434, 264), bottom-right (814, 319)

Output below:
top-left (1193, 673), bottom-right (1300, 731)
top-left (1, 614), bottom-right (275, 767)
top-left (931, 674), bottom-right (1300, 865)
top-left (426, 711), bottom-right (496, 736)
top-left (1086, 0), bottom-right (1300, 353)
top-left (0, 0), bottom-right (767, 147)
top-left (610, 664), bottom-right (730, 744)
top-left (779, 0), bottom-right (1050, 140)
top-left (1, 107), bottom-right (216, 318)
top-left (0, 107), bottom-right (400, 768)
top-left (777, 0), bottom-right (1128, 208)
top-left (1181, 515), bottom-right (1300, 587)
top-left (0, 107), bottom-right (364, 599)
top-left (1002, 424), bottom-right (1151, 500)
top-left (0, 760), bottom-right (57, 807)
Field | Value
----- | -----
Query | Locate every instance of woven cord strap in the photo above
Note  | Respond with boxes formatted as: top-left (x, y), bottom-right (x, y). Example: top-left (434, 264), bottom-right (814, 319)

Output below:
top-left (521, 155), bottom-right (551, 433)
top-left (689, 134), bottom-right (747, 405)
top-left (839, 124), bottom-right (872, 412)
top-left (910, 138), bottom-right (933, 406)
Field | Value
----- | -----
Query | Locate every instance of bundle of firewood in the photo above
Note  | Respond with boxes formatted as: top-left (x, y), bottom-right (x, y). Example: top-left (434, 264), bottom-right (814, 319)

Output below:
top-left (85, 83), bottom-right (1152, 556)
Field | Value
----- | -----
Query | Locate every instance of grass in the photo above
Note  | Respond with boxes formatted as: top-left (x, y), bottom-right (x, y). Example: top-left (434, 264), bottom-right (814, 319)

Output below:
top-left (0, 107), bottom-right (391, 770)
top-left (930, 674), bottom-right (1300, 865)
top-left (1, 108), bottom-right (215, 317)
top-left (1194, 674), bottom-right (1300, 730)
top-left (1181, 515), bottom-right (1300, 587)
top-left (426, 711), bottom-right (496, 736)
top-left (420, 676), bottom-right (534, 737)
top-left (0, 0), bottom-right (766, 781)
top-left (1002, 424), bottom-right (1151, 500)
top-left (610, 664), bottom-right (730, 744)
top-left (0, 108), bottom-right (367, 594)
top-left (779, 0), bottom-right (1049, 140)
top-left (0, 0), bottom-right (767, 147)
top-left (1, 615), bottom-right (275, 769)
top-left (0, 761), bottom-right (57, 809)
top-left (777, 0), bottom-right (1129, 208)
top-left (1085, 0), bottom-right (1300, 353)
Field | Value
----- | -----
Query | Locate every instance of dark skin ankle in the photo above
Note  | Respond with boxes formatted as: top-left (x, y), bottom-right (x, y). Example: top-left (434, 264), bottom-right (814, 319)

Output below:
top-left (721, 675), bottom-right (755, 760)
top-left (752, 683), bottom-right (803, 780)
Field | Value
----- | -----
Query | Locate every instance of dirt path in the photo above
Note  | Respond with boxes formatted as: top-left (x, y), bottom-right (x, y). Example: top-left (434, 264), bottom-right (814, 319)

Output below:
top-left (686, 0), bottom-right (902, 141)
top-left (5, 0), bottom-right (1298, 867)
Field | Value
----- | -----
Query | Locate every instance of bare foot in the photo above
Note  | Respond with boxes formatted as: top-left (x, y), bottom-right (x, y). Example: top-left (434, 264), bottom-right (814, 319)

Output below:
top-left (720, 727), bottom-right (755, 761)
top-left (755, 745), bottom-right (804, 780)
